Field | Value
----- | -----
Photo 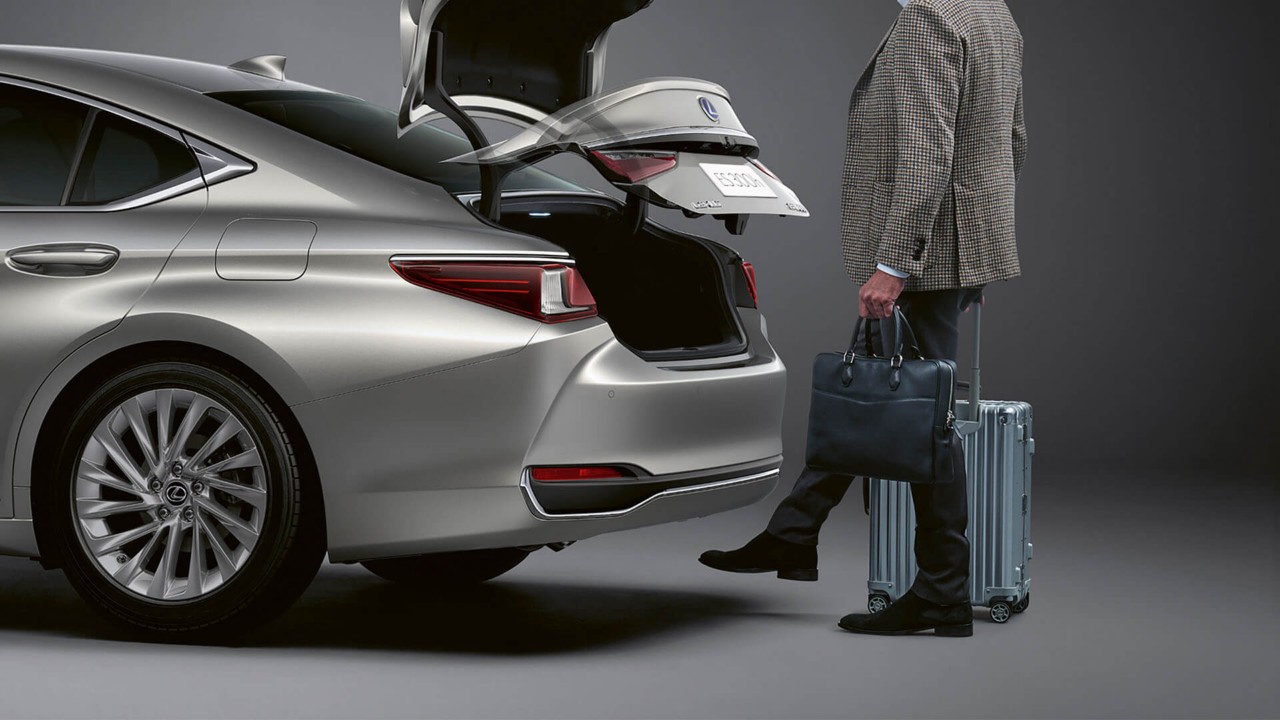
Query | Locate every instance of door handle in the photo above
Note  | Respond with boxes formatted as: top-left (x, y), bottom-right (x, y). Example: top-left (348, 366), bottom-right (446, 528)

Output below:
top-left (7, 246), bottom-right (119, 275)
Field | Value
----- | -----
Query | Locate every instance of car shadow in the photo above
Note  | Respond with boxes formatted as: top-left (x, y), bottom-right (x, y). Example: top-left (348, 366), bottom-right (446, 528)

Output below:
top-left (0, 560), bottom-right (756, 656)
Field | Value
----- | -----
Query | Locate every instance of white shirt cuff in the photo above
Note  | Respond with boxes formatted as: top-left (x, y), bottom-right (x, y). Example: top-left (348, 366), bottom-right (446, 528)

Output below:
top-left (876, 263), bottom-right (910, 279)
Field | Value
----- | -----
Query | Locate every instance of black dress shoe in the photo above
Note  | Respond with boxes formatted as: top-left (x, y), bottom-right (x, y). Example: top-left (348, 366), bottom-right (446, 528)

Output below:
top-left (698, 531), bottom-right (818, 581)
top-left (838, 591), bottom-right (973, 637)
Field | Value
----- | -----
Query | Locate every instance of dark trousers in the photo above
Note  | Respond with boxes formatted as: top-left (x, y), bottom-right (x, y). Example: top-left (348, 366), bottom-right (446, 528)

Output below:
top-left (766, 288), bottom-right (983, 605)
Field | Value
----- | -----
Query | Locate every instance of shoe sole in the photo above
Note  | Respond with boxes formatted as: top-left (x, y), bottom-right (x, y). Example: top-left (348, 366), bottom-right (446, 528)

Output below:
top-left (698, 558), bottom-right (818, 582)
top-left (838, 622), bottom-right (973, 637)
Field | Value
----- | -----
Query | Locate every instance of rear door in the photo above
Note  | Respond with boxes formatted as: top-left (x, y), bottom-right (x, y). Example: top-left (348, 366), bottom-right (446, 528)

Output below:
top-left (398, 0), bottom-right (808, 225)
top-left (0, 79), bottom-right (208, 516)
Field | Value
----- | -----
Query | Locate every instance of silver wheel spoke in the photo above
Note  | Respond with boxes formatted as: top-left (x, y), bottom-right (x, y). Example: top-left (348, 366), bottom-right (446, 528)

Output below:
top-left (92, 418), bottom-right (150, 493)
top-left (78, 459), bottom-right (139, 496)
top-left (155, 389), bottom-right (175, 461)
top-left (197, 512), bottom-right (239, 580)
top-left (198, 448), bottom-right (262, 475)
top-left (202, 478), bottom-right (267, 511)
top-left (167, 395), bottom-right (211, 461)
top-left (121, 397), bottom-right (160, 473)
top-left (87, 520), bottom-right (162, 556)
top-left (188, 518), bottom-right (207, 597)
top-left (76, 497), bottom-right (158, 520)
top-left (113, 529), bottom-right (163, 585)
top-left (188, 414), bottom-right (245, 468)
top-left (195, 496), bottom-right (259, 547)
top-left (148, 521), bottom-right (183, 600)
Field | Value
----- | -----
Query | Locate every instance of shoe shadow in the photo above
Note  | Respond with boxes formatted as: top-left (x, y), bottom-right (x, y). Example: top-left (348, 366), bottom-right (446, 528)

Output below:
top-left (0, 560), bottom-right (756, 656)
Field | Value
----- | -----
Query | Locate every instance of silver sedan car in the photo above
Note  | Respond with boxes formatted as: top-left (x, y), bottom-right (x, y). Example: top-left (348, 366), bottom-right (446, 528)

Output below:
top-left (0, 0), bottom-right (806, 637)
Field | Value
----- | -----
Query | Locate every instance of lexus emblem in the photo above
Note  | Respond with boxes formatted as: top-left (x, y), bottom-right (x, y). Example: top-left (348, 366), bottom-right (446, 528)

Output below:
top-left (164, 483), bottom-right (189, 505)
top-left (698, 96), bottom-right (720, 123)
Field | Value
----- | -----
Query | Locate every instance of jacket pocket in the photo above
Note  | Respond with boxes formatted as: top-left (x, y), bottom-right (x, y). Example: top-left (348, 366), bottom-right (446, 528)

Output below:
top-left (953, 181), bottom-right (1018, 283)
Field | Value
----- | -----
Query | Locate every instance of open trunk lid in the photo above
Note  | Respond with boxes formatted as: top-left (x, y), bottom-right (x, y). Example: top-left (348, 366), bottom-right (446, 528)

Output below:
top-left (398, 0), bottom-right (808, 228)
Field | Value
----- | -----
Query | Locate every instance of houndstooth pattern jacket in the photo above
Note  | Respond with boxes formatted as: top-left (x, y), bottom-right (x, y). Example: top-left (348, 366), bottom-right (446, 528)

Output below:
top-left (841, 0), bottom-right (1026, 291)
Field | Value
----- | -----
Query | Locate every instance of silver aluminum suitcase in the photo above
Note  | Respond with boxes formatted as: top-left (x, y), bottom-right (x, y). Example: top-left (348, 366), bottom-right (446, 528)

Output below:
top-left (865, 305), bottom-right (1035, 623)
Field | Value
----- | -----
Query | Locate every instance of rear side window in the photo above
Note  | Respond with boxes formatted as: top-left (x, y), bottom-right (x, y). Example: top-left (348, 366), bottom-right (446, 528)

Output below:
top-left (69, 112), bottom-right (199, 206)
top-left (0, 84), bottom-right (90, 206)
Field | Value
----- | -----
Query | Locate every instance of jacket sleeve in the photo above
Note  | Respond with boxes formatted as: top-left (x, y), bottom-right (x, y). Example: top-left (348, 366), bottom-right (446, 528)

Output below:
top-left (876, 2), bottom-right (965, 276)
top-left (1013, 76), bottom-right (1028, 181)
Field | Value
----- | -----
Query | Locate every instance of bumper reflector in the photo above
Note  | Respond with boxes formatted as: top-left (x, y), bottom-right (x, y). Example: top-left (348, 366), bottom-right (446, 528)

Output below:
top-left (529, 466), bottom-right (634, 482)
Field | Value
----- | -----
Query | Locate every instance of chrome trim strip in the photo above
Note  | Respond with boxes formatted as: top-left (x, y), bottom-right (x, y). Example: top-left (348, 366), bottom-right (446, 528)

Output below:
top-left (520, 468), bottom-right (780, 521)
top-left (391, 252), bottom-right (573, 265)
top-left (655, 352), bottom-right (754, 370)
top-left (0, 76), bottom-right (254, 213)
top-left (185, 135), bottom-right (256, 188)
top-left (454, 189), bottom-right (611, 206)
top-left (583, 126), bottom-right (757, 150)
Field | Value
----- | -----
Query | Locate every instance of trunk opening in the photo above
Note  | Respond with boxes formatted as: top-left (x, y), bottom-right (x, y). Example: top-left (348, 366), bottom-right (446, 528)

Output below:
top-left (493, 194), bottom-right (749, 361)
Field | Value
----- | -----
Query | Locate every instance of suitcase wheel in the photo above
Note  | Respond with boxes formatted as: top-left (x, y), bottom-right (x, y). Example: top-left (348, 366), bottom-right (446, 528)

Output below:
top-left (989, 600), bottom-right (1013, 624)
top-left (1013, 593), bottom-right (1030, 613)
top-left (867, 594), bottom-right (891, 614)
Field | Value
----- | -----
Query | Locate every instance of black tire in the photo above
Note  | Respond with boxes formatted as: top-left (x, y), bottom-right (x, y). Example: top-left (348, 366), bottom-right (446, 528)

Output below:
top-left (361, 548), bottom-right (530, 588)
top-left (1013, 593), bottom-right (1029, 613)
top-left (48, 360), bottom-right (324, 640)
top-left (867, 594), bottom-right (891, 614)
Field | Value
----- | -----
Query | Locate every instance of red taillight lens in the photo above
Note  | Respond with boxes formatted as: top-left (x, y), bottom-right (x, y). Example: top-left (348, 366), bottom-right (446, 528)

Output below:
top-left (390, 261), bottom-right (597, 323)
top-left (589, 150), bottom-right (679, 183)
top-left (529, 466), bottom-right (633, 482)
top-left (741, 261), bottom-right (759, 305)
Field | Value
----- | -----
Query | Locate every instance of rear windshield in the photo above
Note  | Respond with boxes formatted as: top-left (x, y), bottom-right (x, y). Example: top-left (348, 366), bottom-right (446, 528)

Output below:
top-left (209, 90), bottom-right (580, 195)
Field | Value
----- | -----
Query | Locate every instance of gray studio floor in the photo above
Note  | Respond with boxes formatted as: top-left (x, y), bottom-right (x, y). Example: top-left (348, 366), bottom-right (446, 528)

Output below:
top-left (0, 473), bottom-right (1275, 720)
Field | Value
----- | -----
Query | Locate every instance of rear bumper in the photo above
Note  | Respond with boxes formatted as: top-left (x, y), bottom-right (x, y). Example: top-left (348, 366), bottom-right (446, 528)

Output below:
top-left (296, 310), bottom-right (786, 563)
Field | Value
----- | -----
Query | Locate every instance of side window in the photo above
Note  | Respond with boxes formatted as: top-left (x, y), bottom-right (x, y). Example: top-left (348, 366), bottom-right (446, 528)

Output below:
top-left (0, 84), bottom-right (90, 206)
top-left (69, 112), bottom-right (200, 206)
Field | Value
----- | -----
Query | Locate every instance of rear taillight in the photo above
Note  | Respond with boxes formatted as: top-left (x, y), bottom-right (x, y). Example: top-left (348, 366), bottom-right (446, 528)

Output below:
top-left (529, 466), bottom-right (634, 482)
top-left (741, 261), bottom-right (759, 305)
top-left (588, 150), bottom-right (679, 183)
top-left (390, 261), bottom-right (598, 323)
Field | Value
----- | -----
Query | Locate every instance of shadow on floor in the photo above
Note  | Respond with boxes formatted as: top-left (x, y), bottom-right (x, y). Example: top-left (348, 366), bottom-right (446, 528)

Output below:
top-left (0, 560), bottom-right (756, 656)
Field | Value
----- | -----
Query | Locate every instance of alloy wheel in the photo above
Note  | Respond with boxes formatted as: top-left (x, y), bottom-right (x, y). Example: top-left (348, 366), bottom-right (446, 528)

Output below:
top-left (72, 388), bottom-right (268, 602)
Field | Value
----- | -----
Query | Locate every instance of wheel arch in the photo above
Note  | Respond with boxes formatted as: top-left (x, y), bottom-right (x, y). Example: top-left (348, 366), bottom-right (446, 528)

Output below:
top-left (28, 338), bottom-right (326, 568)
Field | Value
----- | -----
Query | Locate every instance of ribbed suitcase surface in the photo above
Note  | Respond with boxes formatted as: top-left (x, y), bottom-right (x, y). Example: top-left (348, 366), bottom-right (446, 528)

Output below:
top-left (867, 400), bottom-right (1034, 623)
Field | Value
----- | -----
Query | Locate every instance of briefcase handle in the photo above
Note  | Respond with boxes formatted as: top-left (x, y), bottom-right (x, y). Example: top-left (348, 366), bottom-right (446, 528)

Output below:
top-left (844, 307), bottom-right (923, 365)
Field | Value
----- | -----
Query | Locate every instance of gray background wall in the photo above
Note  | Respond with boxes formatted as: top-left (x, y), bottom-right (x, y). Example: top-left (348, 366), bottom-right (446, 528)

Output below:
top-left (1, 0), bottom-right (1273, 480)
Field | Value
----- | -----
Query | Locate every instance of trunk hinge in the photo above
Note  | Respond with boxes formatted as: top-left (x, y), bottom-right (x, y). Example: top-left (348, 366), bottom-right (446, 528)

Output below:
top-left (423, 30), bottom-right (507, 221)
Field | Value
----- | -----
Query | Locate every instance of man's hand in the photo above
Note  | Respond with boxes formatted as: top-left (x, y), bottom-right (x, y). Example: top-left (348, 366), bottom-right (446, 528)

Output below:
top-left (859, 270), bottom-right (907, 319)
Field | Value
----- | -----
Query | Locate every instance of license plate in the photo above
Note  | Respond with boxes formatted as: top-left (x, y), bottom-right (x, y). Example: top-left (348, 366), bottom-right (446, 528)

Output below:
top-left (699, 163), bottom-right (778, 199)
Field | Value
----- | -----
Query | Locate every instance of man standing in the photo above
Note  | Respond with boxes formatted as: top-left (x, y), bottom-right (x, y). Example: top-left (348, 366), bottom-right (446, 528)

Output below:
top-left (699, 0), bottom-right (1026, 637)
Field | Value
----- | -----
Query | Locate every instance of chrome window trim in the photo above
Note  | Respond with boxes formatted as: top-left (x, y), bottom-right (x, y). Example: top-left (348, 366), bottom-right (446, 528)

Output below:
top-left (519, 468), bottom-right (780, 521)
top-left (0, 76), bottom-right (254, 213)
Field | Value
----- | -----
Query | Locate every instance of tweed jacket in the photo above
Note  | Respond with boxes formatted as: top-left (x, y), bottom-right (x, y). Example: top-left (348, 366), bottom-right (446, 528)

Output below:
top-left (841, 0), bottom-right (1026, 291)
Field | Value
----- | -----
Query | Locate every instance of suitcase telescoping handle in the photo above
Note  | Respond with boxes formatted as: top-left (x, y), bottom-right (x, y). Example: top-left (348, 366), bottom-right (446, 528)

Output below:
top-left (863, 299), bottom-right (984, 515)
top-left (954, 300), bottom-right (983, 436)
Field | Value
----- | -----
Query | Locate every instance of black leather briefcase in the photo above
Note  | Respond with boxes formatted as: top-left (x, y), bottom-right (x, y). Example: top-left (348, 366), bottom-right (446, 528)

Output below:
top-left (804, 308), bottom-right (958, 484)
